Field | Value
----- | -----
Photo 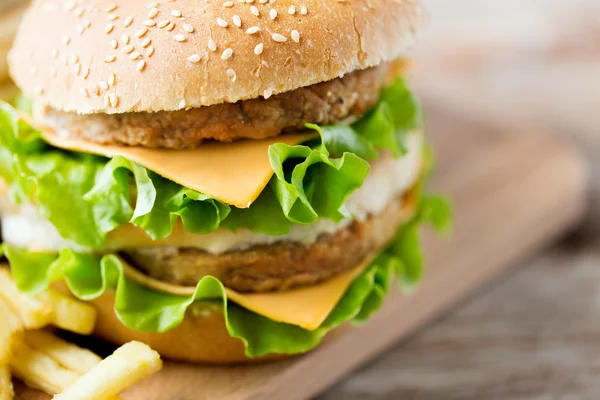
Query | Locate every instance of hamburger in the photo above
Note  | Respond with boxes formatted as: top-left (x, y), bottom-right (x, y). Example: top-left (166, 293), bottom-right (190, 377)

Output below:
top-left (0, 0), bottom-right (449, 363)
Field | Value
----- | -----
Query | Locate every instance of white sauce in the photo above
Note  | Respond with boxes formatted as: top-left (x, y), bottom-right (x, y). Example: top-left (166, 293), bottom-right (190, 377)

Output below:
top-left (1, 134), bottom-right (423, 254)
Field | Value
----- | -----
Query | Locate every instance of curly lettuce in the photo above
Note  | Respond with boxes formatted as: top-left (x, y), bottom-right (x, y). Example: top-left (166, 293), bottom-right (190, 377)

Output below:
top-left (5, 195), bottom-right (450, 357)
top-left (0, 78), bottom-right (421, 249)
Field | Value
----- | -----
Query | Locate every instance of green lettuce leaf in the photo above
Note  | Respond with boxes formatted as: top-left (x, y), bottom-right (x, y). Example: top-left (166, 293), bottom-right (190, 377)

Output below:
top-left (5, 196), bottom-right (451, 357)
top-left (0, 77), bottom-right (421, 248)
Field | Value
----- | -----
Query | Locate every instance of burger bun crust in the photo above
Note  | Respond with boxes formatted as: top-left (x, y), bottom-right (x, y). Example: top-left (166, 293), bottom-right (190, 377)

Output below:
top-left (9, 0), bottom-right (426, 114)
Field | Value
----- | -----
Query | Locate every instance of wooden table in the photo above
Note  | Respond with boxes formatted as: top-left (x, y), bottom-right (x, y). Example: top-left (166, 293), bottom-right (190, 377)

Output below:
top-left (320, 2), bottom-right (600, 398)
top-left (320, 235), bottom-right (600, 400)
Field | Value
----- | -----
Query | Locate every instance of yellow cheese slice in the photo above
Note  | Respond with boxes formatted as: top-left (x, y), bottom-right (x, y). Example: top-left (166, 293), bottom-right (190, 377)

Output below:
top-left (39, 127), bottom-right (315, 208)
top-left (121, 257), bottom-right (370, 331)
top-left (225, 262), bottom-right (368, 330)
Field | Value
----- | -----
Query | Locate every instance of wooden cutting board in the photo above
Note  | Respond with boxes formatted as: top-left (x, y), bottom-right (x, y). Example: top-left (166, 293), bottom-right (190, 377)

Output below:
top-left (15, 107), bottom-right (587, 400)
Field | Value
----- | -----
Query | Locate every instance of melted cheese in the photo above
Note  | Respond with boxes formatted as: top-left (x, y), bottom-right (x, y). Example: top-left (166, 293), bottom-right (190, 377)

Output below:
top-left (40, 127), bottom-right (314, 208)
top-left (121, 256), bottom-right (369, 331)
top-left (226, 264), bottom-right (366, 330)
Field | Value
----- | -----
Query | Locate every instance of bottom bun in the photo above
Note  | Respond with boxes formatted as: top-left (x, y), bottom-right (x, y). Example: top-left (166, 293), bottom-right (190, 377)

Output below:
top-left (86, 291), bottom-right (289, 364)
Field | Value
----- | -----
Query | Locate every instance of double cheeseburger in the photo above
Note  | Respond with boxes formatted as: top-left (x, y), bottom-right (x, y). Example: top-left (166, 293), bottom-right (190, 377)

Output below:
top-left (1, 0), bottom-right (449, 363)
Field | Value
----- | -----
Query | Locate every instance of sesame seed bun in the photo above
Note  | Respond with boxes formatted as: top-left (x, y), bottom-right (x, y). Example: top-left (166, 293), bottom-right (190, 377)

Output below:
top-left (9, 0), bottom-right (426, 115)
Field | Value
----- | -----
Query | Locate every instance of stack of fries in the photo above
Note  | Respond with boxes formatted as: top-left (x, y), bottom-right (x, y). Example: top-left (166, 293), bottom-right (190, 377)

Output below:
top-left (0, 266), bottom-right (162, 399)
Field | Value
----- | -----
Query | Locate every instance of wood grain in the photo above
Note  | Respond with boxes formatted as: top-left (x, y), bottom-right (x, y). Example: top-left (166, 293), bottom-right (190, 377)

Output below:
top-left (13, 108), bottom-right (586, 399)
top-left (318, 240), bottom-right (600, 400)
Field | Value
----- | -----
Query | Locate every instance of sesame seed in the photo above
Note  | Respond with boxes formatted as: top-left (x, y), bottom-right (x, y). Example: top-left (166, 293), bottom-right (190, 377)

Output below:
top-left (246, 0), bottom-right (254, 3)
top-left (300, 5), bottom-right (307, 14)
top-left (105, 23), bottom-right (114, 34)
top-left (148, 8), bottom-right (159, 19)
top-left (123, 45), bottom-right (134, 54)
top-left (223, 1), bottom-right (234, 7)
top-left (217, 18), bottom-right (228, 27)
top-left (272, 33), bottom-right (287, 42)
top-left (122, 34), bottom-right (131, 45)
top-left (30, 67), bottom-right (37, 76)
top-left (148, 1), bottom-right (159, 8)
top-left (51, 49), bottom-right (59, 59)
top-left (288, 6), bottom-right (295, 14)
top-left (75, 7), bottom-right (85, 17)
top-left (105, 4), bottom-right (117, 12)
top-left (187, 54), bottom-right (201, 63)
top-left (80, 88), bottom-right (89, 97)
top-left (74, 63), bottom-right (81, 74)
top-left (111, 39), bottom-right (118, 49)
top-left (84, 20), bottom-right (92, 28)
top-left (108, 14), bottom-right (118, 21)
top-left (250, 6), bottom-right (259, 16)
top-left (259, 0), bottom-right (268, 3)
top-left (141, 38), bottom-right (151, 48)
top-left (232, 15), bottom-right (241, 27)
top-left (124, 16), bottom-right (134, 27)
top-left (144, 20), bottom-right (157, 27)
top-left (136, 60), bottom-right (146, 71)
top-left (246, 26), bottom-right (260, 34)
top-left (146, 46), bottom-right (155, 57)
top-left (83, 67), bottom-right (90, 79)
top-left (62, 56), bottom-right (68, 66)
top-left (110, 93), bottom-right (119, 107)
top-left (65, 2), bottom-right (76, 12)
top-left (129, 51), bottom-right (142, 60)
top-left (221, 48), bottom-right (233, 60)
top-left (291, 30), bottom-right (300, 43)
top-left (254, 42), bottom-right (264, 55)
top-left (63, 36), bottom-right (71, 45)
top-left (178, 99), bottom-right (187, 109)
top-left (98, 81), bottom-right (109, 90)
top-left (93, 86), bottom-right (100, 96)
top-left (136, 27), bottom-right (149, 37)
top-left (157, 20), bottom-right (169, 28)
top-left (50, 67), bottom-right (57, 77)
top-left (263, 88), bottom-right (273, 99)
top-left (174, 34), bottom-right (186, 42)
top-left (208, 39), bottom-right (217, 51)
top-left (171, 10), bottom-right (182, 17)
top-left (269, 9), bottom-right (277, 19)
top-left (108, 73), bottom-right (116, 85)
top-left (166, 22), bottom-right (176, 31)
top-left (226, 68), bottom-right (237, 82)
top-left (70, 55), bottom-right (79, 64)
top-left (103, 94), bottom-right (110, 107)
top-left (77, 25), bottom-right (85, 34)
top-left (104, 55), bottom-right (116, 63)
top-left (183, 23), bottom-right (194, 32)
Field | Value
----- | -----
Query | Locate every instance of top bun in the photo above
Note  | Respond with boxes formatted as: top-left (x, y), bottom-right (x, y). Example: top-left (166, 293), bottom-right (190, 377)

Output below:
top-left (9, 0), bottom-right (426, 115)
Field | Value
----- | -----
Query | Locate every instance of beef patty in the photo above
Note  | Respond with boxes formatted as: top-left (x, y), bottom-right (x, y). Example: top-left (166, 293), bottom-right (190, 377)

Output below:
top-left (123, 190), bottom-right (416, 293)
top-left (37, 63), bottom-right (395, 149)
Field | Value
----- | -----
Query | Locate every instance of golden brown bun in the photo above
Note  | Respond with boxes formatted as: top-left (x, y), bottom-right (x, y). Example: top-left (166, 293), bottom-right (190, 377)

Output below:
top-left (87, 290), bottom-right (286, 364)
top-left (9, 0), bottom-right (426, 114)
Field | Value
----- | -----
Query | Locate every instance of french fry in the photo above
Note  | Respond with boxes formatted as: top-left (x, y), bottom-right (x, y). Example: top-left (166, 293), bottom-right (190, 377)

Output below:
top-left (10, 339), bottom-right (80, 395)
top-left (39, 290), bottom-right (97, 335)
top-left (0, 298), bottom-right (22, 364)
top-left (0, 269), bottom-right (52, 329)
top-left (24, 331), bottom-right (101, 374)
top-left (53, 341), bottom-right (162, 400)
top-left (0, 366), bottom-right (13, 400)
